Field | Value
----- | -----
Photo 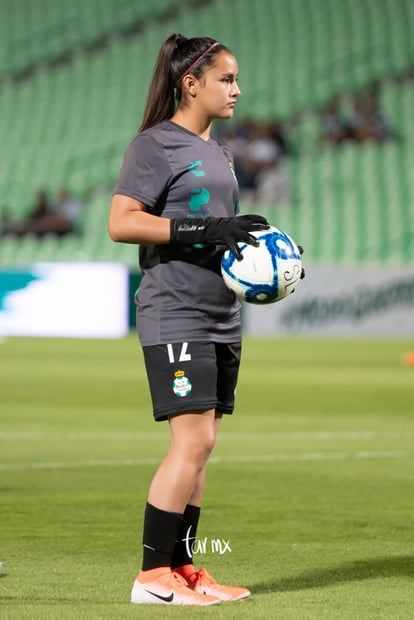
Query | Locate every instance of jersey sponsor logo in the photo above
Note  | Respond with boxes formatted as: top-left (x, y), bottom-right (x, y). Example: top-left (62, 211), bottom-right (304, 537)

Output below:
top-left (188, 160), bottom-right (206, 177)
top-left (187, 160), bottom-right (210, 212)
top-left (172, 370), bottom-right (192, 397)
top-left (189, 187), bottom-right (210, 211)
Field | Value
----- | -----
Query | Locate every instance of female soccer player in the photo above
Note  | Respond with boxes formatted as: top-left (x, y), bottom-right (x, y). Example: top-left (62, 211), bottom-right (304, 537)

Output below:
top-left (109, 33), bottom-right (269, 606)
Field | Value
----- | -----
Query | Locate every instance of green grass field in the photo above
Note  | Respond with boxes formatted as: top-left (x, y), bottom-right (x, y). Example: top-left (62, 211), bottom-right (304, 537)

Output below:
top-left (1, 335), bottom-right (413, 619)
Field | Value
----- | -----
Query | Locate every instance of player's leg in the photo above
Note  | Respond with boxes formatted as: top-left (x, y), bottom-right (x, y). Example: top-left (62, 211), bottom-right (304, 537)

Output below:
top-left (132, 341), bottom-right (222, 605)
top-left (172, 343), bottom-right (251, 601)
top-left (170, 412), bottom-right (222, 570)
top-left (147, 408), bottom-right (217, 513)
top-left (131, 409), bottom-right (220, 605)
top-left (170, 346), bottom-right (231, 573)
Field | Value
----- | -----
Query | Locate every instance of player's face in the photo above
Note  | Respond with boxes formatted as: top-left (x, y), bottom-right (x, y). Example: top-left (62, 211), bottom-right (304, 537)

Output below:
top-left (197, 52), bottom-right (241, 120)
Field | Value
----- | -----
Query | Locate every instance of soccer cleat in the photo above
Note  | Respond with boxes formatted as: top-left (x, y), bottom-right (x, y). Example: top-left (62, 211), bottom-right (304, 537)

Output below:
top-left (174, 565), bottom-right (251, 602)
top-left (130, 567), bottom-right (220, 606)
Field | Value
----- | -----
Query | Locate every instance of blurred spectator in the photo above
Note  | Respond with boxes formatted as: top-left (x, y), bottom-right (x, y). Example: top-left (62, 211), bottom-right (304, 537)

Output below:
top-left (349, 92), bottom-right (394, 143)
top-left (55, 187), bottom-right (83, 232)
top-left (318, 95), bottom-right (352, 145)
top-left (318, 87), bottom-right (397, 146)
top-left (266, 119), bottom-right (291, 156)
top-left (254, 156), bottom-right (292, 205)
top-left (1, 189), bottom-right (54, 237)
top-left (245, 122), bottom-right (282, 174)
top-left (1, 187), bottom-right (82, 237)
top-left (216, 116), bottom-right (259, 190)
top-left (216, 117), bottom-right (293, 204)
top-left (243, 122), bottom-right (293, 204)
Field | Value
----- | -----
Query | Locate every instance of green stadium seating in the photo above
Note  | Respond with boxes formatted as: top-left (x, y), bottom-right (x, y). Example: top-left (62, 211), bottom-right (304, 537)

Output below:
top-left (0, 0), bottom-right (201, 79)
top-left (0, 0), bottom-right (413, 266)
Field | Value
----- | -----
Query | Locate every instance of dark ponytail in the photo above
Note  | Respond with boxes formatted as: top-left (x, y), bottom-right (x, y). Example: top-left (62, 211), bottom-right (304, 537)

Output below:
top-left (139, 33), bottom-right (229, 133)
top-left (139, 33), bottom-right (178, 133)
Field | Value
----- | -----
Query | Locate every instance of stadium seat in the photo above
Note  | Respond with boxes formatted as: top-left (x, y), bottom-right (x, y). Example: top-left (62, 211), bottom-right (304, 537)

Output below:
top-left (0, 0), bottom-right (413, 266)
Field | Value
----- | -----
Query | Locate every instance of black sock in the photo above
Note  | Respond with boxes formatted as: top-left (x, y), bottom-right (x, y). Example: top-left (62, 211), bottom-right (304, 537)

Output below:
top-left (141, 502), bottom-right (183, 571)
top-left (171, 504), bottom-right (201, 569)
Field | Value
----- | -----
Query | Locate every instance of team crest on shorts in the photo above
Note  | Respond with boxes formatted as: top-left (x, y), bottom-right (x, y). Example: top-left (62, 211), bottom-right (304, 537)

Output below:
top-left (172, 369), bottom-right (192, 397)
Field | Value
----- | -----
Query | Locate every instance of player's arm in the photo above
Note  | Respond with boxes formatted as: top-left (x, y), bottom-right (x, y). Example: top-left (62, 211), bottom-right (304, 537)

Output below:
top-left (109, 194), bottom-right (269, 258)
top-left (108, 194), bottom-right (170, 245)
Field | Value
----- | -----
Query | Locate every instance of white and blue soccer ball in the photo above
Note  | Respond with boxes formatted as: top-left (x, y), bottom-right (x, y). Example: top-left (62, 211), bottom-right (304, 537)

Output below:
top-left (221, 226), bottom-right (302, 304)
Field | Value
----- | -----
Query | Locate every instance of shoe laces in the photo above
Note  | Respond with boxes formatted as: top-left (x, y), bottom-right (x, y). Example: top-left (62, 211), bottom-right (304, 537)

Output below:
top-left (172, 571), bottom-right (192, 589)
top-left (190, 567), bottom-right (216, 587)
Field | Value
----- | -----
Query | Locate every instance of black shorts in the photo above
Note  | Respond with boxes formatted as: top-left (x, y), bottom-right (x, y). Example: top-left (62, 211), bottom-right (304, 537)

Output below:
top-left (142, 341), bottom-right (242, 421)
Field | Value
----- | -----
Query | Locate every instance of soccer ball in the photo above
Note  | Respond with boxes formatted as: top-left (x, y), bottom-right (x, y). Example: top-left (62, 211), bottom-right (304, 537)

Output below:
top-left (221, 226), bottom-right (302, 304)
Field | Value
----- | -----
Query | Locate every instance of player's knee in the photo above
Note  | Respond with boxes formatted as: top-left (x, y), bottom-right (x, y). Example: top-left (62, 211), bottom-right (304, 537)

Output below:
top-left (170, 412), bottom-right (217, 466)
top-left (188, 430), bottom-right (216, 468)
top-left (203, 431), bottom-right (216, 458)
top-left (195, 433), bottom-right (215, 464)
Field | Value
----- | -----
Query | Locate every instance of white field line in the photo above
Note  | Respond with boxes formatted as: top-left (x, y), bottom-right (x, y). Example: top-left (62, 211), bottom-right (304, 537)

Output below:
top-left (0, 431), bottom-right (408, 441)
top-left (0, 450), bottom-right (411, 471)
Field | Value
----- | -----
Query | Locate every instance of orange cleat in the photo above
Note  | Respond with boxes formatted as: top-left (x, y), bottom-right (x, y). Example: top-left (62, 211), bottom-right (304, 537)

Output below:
top-left (131, 567), bottom-right (220, 607)
top-left (174, 565), bottom-right (251, 602)
top-left (130, 567), bottom-right (220, 606)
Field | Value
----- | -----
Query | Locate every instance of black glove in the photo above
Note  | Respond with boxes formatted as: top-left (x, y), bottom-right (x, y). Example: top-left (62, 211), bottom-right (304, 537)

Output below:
top-left (297, 244), bottom-right (305, 279)
top-left (170, 215), bottom-right (270, 260)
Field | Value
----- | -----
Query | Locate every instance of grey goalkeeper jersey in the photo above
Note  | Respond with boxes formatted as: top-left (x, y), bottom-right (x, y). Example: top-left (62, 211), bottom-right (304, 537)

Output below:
top-left (113, 120), bottom-right (241, 346)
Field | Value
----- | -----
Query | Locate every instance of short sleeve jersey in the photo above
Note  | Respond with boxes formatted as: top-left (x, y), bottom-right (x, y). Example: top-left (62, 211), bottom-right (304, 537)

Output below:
top-left (113, 120), bottom-right (241, 346)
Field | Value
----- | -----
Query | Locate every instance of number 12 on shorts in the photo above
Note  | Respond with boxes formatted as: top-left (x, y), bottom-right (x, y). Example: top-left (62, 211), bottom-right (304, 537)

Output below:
top-left (167, 342), bottom-right (192, 363)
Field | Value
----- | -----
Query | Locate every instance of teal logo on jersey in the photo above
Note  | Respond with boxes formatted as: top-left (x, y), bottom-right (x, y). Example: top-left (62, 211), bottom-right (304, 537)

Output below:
top-left (187, 160), bottom-right (210, 212)
top-left (189, 187), bottom-right (210, 211)
top-left (189, 160), bottom-right (206, 177)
